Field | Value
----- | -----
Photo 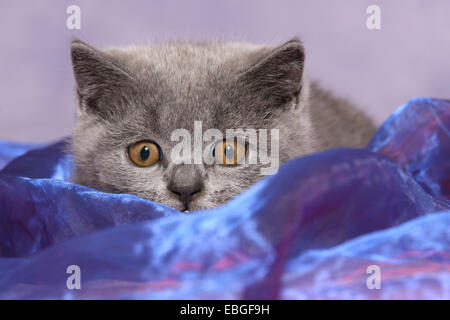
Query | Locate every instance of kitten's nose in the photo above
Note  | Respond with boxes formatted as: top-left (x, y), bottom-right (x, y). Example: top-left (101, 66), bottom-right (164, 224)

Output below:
top-left (168, 165), bottom-right (203, 210)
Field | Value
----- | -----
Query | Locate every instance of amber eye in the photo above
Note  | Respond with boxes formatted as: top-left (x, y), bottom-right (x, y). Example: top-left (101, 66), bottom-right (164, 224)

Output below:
top-left (128, 141), bottom-right (162, 167)
top-left (211, 139), bottom-right (246, 166)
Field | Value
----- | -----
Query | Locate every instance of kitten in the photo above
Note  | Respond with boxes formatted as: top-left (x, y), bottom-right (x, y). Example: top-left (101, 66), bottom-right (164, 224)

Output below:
top-left (70, 38), bottom-right (376, 211)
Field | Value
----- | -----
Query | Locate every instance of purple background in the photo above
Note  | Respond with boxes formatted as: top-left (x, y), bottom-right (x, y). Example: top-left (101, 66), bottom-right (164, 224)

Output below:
top-left (0, 0), bottom-right (449, 143)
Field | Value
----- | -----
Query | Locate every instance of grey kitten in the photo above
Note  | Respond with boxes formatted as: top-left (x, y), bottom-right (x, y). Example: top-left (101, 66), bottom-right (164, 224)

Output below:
top-left (70, 38), bottom-right (376, 211)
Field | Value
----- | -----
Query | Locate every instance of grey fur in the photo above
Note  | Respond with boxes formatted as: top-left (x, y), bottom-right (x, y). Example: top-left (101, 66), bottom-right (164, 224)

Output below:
top-left (70, 39), bottom-right (376, 211)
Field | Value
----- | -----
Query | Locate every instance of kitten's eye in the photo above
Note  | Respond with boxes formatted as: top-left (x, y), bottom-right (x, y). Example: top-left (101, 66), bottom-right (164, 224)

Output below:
top-left (128, 141), bottom-right (162, 167)
top-left (211, 139), bottom-right (246, 166)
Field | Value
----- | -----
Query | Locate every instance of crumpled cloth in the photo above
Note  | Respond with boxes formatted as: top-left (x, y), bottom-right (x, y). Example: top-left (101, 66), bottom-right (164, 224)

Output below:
top-left (0, 98), bottom-right (449, 299)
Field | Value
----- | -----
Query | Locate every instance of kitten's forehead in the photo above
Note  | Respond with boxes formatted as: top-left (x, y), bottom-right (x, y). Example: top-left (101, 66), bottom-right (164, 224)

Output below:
top-left (107, 42), bottom-right (270, 132)
top-left (106, 42), bottom-right (265, 80)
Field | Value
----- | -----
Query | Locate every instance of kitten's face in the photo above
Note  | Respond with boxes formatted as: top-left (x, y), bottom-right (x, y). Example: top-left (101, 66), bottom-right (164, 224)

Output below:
top-left (71, 39), bottom-right (308, 211)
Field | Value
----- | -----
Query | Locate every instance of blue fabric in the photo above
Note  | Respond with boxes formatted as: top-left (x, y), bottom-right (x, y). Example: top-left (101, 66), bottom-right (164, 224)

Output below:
top-left (0, 141), bottom-right (42, 171)
top-left (0, 98), bottom-right (449, 299)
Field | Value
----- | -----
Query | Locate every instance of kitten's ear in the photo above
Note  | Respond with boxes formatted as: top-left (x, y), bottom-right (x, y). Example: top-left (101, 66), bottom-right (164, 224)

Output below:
top-left (71, 39), bottom-right (133, 116)
top-left (240, 39), bottom-right (305, 106)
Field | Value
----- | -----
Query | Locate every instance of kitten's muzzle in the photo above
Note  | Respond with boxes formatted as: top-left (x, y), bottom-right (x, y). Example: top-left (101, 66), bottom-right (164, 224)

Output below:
top-left (168, 165), bottom-right (203, 212)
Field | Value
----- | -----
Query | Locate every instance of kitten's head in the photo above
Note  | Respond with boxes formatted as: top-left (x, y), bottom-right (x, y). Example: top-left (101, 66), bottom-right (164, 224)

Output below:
top-left (70, 39), bottom-right (311, 211)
